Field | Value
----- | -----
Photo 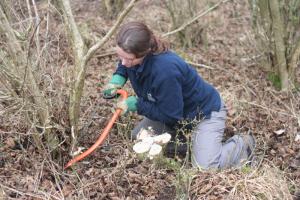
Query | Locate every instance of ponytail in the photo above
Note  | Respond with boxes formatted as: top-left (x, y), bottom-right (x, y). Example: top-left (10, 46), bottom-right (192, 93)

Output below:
top-left (150, 34), bottom-right (169, 55)
top-left (117, 21), bottom-right (168, 58)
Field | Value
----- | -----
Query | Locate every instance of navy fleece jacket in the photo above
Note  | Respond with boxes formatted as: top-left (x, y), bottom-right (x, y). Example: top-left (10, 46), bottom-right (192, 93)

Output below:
top-left (114, 51), bottom-right (221, 127)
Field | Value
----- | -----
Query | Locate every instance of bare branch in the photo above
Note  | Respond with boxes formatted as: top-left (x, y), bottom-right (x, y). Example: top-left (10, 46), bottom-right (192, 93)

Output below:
top-left (0, 50), bottom-right (22, 90)
top-left (162, 0), bottom-right (230, 38)
top-left (31, 0), bottom-right (41, 53)
top-left (55, 0), bottom-right (139, 143)
top-left (93, 50), bottom-right (215, 70)
top-left (83, 0), bottom-right (139, 64)
top-left (0, 6), bottom-right (25, 67)
top-left (57, 0), bottom-right (86, 66)
top-left (0, 2), bottom-right (50, 145)
top-left (289, 38), bottom-right (300, 72)
top-left (269, 0), bottom-right (289, 90)
top-left (0, 0), bottom-right (12, 22)
top-left (186, 60), bottom-right (214, 69)
top-left (26, 0), bottom-right (33, 21)
top-left (94, 49), bottom-right (116, 59)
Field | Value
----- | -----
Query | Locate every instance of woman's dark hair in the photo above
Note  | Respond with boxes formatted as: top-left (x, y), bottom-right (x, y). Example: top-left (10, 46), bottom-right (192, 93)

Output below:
top-left (116, 21), bottom-right (168, 58)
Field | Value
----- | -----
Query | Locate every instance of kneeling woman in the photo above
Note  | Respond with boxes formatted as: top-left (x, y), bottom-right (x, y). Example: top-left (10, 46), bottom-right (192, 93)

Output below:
top-left (102, 21), bottom-right (255, 169)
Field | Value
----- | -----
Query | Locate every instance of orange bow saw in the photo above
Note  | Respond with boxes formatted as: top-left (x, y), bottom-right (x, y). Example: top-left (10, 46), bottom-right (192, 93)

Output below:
top-left (64, 89), bottom-right (128, 169)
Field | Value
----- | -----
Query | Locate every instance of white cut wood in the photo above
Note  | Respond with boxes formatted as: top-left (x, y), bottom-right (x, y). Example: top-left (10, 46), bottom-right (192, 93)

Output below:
top-left (136, 128), bottom-right (154, 140)
top-left (148, 144), bottom-right (162, 159)
top-left (153, 133), bottom-right (171, 144)
top-left (133, 141), bottom-right (152, 154)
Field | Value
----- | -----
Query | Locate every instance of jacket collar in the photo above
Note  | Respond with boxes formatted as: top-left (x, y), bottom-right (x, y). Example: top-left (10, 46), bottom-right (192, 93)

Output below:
top-left (130, 53), bottom-right (152, 78)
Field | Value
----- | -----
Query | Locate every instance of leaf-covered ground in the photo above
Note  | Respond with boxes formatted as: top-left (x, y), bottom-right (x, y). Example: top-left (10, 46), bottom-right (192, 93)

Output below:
top-left (0, 0), bottom-right (299, 199)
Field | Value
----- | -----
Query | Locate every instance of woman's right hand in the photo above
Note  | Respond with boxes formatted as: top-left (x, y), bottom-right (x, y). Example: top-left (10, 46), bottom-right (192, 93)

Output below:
top-left (102, 74), bottom-right (127, 99)
top-left (102, 83), bottom-right (122, 98)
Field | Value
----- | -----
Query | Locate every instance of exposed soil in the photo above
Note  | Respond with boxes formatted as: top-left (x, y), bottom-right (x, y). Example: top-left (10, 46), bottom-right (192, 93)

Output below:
top-left (0, 0), bottom-right (299, 199)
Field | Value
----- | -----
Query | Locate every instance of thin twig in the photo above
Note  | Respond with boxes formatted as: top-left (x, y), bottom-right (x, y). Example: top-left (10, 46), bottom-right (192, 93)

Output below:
top-left (26, 0), bottom-right (33, 23)
top-left (94, 50), bottom-right (215, 70)
top-left (186, 60), bottom-right (214, 69)
top-left (20, 19), bottom-right (42, 94)
top-left (0, 183), bottom-right (45, 199)
top-left (162, 0), bottom-right (231, 38)
top-left (94, 50), bottom-right (116, 59)
top-left (31, 0), bottom-right (41, 54)
top-left (239, 99), bottom-right (297, 119)
top-left (83, 0), bottom-right (139, 64)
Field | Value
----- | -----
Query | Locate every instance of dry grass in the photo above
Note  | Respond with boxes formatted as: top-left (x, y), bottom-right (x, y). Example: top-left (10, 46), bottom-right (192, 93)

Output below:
top-left (189, 164), bottom-right (294, 199)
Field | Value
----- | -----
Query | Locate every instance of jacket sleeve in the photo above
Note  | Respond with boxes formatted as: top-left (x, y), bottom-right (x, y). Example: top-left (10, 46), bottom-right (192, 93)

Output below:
top-left (137, 74), bottom-right (184, 126)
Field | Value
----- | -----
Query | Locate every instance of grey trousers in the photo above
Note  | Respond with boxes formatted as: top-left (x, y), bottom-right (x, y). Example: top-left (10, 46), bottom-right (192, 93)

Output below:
top-left (131, 102), bottom-right (249, 169)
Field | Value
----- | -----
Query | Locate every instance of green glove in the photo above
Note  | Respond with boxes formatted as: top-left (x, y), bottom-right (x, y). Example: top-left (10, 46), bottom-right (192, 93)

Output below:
top-left (103, 74), bottom-right (127, 97)
top-left (116, 96), bottom-right (138, 114)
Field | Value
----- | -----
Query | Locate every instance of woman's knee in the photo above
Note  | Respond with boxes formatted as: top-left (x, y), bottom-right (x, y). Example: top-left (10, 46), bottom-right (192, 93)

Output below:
top-left (191, 148), bottom-right (222, 169)
top-left (131, 118), bottom-right (173, 139)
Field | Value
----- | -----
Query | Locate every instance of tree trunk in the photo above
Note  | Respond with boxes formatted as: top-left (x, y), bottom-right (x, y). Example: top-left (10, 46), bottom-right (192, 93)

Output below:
top-left (56, 0), bottom-right (87, 150)
top-left (55, 0), bottom-right (139, 153)
top-left (288, 38), bottom-right (300, 84)
top-left (103, 0), bottom-right (125, 19)
top-left (250, 0), bottom-right (300, 90)
top-left (256, 0), bottom-right (273, 71)
top-left (268, 0), bottom-right (289, 90)
top-left (162, 0), bottom-right (205, 48)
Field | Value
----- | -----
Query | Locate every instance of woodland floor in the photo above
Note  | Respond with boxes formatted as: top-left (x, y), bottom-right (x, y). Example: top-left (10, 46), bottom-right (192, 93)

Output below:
top-left (0, 0), bottom-right (299, 199)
